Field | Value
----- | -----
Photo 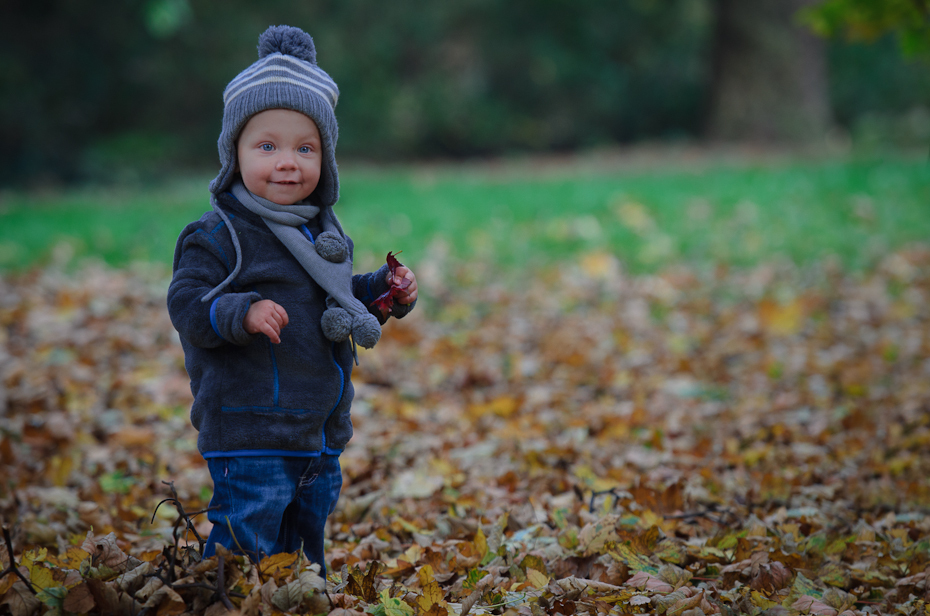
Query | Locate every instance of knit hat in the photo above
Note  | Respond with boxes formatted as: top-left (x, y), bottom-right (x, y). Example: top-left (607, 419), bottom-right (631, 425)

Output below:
top-left (210, 25), bottom-right (340, 206)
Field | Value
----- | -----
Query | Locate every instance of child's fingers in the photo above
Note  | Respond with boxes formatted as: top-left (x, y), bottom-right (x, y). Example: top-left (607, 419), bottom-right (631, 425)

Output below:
top-left (398, 278), bottom-right (418, 304)
top-left (391, 266), bottom-right (410, 286)
top-left (392, 268), bottom-right (417, 304)
top-left (383, 265), bottom-right (418, 304)
top-left (245, 300), bottom-right (288, 342)
top-left (271, 302), bottom-right (289, 327)
top-left (261, 318), bottom-right (282, 344)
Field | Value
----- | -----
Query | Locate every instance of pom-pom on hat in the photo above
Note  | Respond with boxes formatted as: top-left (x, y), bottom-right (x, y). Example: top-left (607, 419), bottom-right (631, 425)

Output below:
top-left (210, 25), bottom-right (340, 206)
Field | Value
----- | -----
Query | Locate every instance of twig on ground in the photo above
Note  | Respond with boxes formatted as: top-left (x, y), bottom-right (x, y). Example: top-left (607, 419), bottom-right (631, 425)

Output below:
top-left (586, 488), bottom-right (631, 513)
top-left (0, 526), bottom-right (36, 594)
top-left (664, 507), bottom-right (736, 526)
top-left (155, 481), bottom-right (210, 555)
top-left (216, 554), bottom-right (235, 611)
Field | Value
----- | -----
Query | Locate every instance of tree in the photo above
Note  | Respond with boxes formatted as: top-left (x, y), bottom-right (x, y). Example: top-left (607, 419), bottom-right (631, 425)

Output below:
top-left (800, 0), bottom-right (930, 57)
top-left (706, 0), bottom-right (832, 143)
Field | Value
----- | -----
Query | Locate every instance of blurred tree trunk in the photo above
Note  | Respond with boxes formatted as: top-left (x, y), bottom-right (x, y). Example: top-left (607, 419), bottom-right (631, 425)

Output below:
top-left (706, 0), bottom-right (832, 143)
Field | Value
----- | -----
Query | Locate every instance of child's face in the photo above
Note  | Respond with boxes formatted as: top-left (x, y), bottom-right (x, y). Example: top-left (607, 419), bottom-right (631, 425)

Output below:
top-left (236, 109), bottom-right (322, 205)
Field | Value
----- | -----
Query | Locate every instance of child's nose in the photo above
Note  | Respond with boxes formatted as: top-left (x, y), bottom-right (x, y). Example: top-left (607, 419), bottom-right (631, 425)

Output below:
top-left (276, 156), bottom-right (297, 170)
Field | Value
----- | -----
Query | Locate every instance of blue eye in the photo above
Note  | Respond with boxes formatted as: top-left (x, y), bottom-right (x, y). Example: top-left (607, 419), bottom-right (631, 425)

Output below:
top-left (298, 146), bottom-right (311, 154)
top-left (260, 143), bottom-right (274, 152)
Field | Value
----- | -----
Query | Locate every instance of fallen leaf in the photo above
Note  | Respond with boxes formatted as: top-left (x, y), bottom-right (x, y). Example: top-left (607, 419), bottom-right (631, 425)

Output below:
top-left (271, 569), bottom-right (327, 613)
top-left (791, 595), bottom-right (838, 616)
top-left (627, 571), bottom-right (674, 593)
top-left (1, 583), bottom-right (42, 616)
top-left (62, 582), bottom-right (95, 614)
top-left (345, 561), bottom-right (383, 603)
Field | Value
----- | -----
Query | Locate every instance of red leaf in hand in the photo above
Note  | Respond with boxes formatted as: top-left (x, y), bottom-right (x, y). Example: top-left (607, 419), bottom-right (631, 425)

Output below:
top-left (373, 251), bottom-right (406, 312)
top-left (373, 291), bottom-right (395, 313)
top-left (386, 251), bottom-right (403, 273)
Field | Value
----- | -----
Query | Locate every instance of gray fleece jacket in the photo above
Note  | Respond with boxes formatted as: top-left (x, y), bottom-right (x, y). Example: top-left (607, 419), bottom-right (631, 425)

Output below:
top-left (168, 192), bottom-right (412, 458)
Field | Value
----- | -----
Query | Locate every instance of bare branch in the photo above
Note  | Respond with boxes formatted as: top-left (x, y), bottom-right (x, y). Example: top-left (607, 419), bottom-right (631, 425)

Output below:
top-left (0, 526), bottom-right (36, 595)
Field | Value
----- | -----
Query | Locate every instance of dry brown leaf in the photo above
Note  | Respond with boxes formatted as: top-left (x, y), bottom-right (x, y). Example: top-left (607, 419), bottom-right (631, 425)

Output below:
top-left (791, 595), bottom-right (838, 616)
top-left (86, 578), bottom-right (123, 615)
top-left (556, 576), bottom-right (624, 594)
top-left (749, 560), bottom-right (792, 593)
top-left (627, 571), bottom-right (674, 594)
top-left (81, 531), bottom-right (138, 572)
top-left (144, 585), bottom-right (185, 616)
top-left (62, 581), bottom-right (95, 613)
top-left (667, 590), bottom-right (705, 616)
top-left (0, 583), bottom-right (41, 616)
top-left (3, 251), bottom-right (930, 615)
top-left (271, 569), bottom-right (326, 613)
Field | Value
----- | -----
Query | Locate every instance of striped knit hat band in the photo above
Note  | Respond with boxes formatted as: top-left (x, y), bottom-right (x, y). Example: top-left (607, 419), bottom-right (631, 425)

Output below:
top-left (210, 25), bottom-right (341, 206)
top-left (223, 53), bottom-right (339, 110)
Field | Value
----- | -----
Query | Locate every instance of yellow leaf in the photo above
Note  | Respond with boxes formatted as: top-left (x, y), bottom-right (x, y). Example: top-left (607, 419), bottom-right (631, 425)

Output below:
top-left (379, 588), bottom-right (414, 616)
top-left (47, 547), bottom-right (90, 570)
top-left (599, 592), bottom-right (635, 604)
top-left (259, 552), bottom-right (298, 580)
top-left (609, 543), bottom-right (656, 572)
top-left (22, 548), bottom-right (48, 569)
top-left (640, 509), bottom-right (669, 531)
top-left (525, 568), bottom-right (549, 590)
top-left (749, 590), bottom-right (778, 610)
top-left (520, 555), bottom-right (546, 574)
top-left (467, 396), bottom-right (518, 419)
top-left (573, 465), bottom-right (617, 492)
top-left (399, 544), bottom-right (421, 564)
top-left (758, 298), bottom-right (804, 336)
top-left (418, 565), bottom-right (436, 586)
top-left (417, 579), bottom-right (444, 611)
top-left (138, 550), bottom-right (162, 563)
top-left (580, 251), bottom-right (618, 279)
top-left (28, 565), bottom-right (57, 591)
top-left (49, 455), bottom-right (73, 487)
top-left (473, 527), bottom-right (488, 562)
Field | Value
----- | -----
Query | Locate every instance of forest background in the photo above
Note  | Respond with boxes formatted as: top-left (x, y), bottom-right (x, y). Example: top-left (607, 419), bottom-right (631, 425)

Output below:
top-left (3, 2), bottom-right (930, 616)
top-left (2, 0), bottom-right (930, 187)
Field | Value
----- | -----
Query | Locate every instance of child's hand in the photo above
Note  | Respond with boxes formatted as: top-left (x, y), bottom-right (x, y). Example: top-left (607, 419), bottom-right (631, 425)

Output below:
top-left (244, 299), bottom-right (289, 344)
top-left (388, 266), bottom-right (418, 305)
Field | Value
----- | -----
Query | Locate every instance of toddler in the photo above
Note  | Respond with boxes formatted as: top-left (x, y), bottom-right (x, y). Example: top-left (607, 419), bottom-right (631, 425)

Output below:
top-left (167, 25), bottom-right (417, 569)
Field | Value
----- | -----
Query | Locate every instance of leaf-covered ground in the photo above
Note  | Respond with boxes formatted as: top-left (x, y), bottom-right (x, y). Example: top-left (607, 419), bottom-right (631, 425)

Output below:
top-left (2, 248), bottom-right (930, 615)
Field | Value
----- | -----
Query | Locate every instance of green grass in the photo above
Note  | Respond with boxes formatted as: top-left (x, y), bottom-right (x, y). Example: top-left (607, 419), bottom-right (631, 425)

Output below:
top-left (1, 151), bottom-right (927, 275)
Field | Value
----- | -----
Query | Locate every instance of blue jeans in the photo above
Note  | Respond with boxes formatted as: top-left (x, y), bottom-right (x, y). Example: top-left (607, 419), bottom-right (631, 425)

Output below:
top-left (203, 455), bottom-right (343, 569)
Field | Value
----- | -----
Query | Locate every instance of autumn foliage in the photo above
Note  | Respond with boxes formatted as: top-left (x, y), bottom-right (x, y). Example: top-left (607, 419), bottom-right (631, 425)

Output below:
top-left (373, 252), bottom-right (412, 313)
top-left (2, 247), bottom-right (930, 615)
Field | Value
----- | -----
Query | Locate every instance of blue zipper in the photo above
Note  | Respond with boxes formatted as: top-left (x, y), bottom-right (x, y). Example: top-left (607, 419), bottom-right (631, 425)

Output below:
top-left (300, 224), bottom-right (315, 243)
top-left (268, 338), bottom-right (280, 407)
top-left (321, 341), bottom-right (346, 452)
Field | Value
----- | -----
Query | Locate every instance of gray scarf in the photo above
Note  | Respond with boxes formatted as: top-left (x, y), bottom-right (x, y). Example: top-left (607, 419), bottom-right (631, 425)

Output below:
top-left (200, 179), bottom-right (381, 349)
